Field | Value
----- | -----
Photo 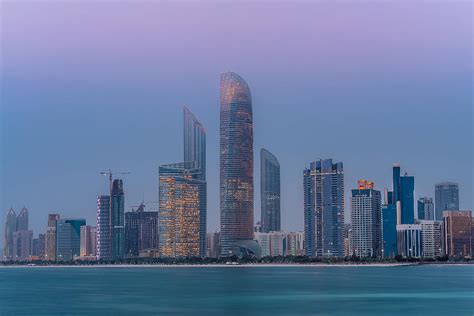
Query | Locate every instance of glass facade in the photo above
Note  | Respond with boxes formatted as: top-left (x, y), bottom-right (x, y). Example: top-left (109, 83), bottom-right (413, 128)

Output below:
top-left (382, 204), bottom-right (397, 257)
top-left (56, 219), bottom-right (85, 261)
top-left (219, 72), bottom-right (254, 257)
top-left (125, 204), bottom-right (159, 257)
top-left (435, 182), bottom-right (459, 221)
top-left (183, 107), bottom-right (207, 257)
top-left (111, 179), bottom-right (125, 259)
top-left (96, 195), bottom-right (111, 260)
top-left (159, 162), bottom-right (204, 257)
top-left (396, 224), bottom-right (422, 258)
top-left (4, 208), bottom-right (17, 260)
top-left (303, 159), bottom-right (344, 257)
top-left (417, 197), bottom-right (434, 220)
top-left (442, 210), bottom-right (472, 258)
top-left (260, 148), bottom-right (280, 233)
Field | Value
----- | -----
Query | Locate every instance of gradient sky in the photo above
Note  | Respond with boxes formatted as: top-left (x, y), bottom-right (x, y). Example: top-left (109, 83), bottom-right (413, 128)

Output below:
top-left (1, 1), bottom-right (472, 248)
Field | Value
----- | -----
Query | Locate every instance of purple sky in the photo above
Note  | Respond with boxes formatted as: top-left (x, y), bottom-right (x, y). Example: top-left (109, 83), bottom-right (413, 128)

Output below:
top-left (1, 1), bottom-right (472, 247)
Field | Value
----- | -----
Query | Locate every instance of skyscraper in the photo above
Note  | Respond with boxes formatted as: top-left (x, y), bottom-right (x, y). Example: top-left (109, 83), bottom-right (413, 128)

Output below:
top-left (260, 148), bottom-right (281, 233)
top-left (125, 203), bottom-right (159, 257)
top-left (96, 195), bottom-right (111, 260)
top-left (220, 72), bottom-right (255, 257)
top-left (111, 179), bottom-right (125, 259)
top-left (382, 203), bottom-right (397, 257)
top-left (12, 230), bottom-right (32, 261)
top-left (303, 159), bottom-right (345, 257)
top-left (56, 219), bottom-right (85, 261)
top-left (435, 182), bottom-right (459, 221)
top-left (45, 214), bottom-right (60, 261)
top-left (396, 224), bottom-right (422, 258)
top-left (17, 207), bottom-right (28, 231)
top-left (417, 197), bottom-right (434, 220)
top-left (392, 164), bottom-right (415, 224)
top-left (442, 210), bottom-right (472, 258)
top-left (416, 220), bottom-right (442, 258)
top-left (350, 180), bottom-right (382, 258)
top-left (183, 106), bottom-right (207, 257)
top-left (80, 225), bottom-right (97, 257)
top-left (4, 208), bottom-right (17, 260)
top-left (159, 162), bottom-right (204, 257)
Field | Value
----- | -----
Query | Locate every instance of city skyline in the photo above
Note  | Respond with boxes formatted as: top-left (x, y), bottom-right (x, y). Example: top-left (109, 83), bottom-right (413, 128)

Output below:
top-left (1, 1), bottom-right (472, 248)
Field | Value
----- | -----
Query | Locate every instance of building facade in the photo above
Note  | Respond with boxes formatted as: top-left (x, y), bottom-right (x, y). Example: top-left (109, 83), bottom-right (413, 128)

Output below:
top-left (382, 203), bottom-right (397, 257)
top-left (303, 159), bottom-right (344, 257)
top-left (56, 219), bottom-right (85, 261)
top-left (111, 179), bottom-right (125, 259)
top-left (159, 162), bottom-right (204, 257)
top-left (260, 148), bottom-right (281, 233)
top-left (396, 224), bottom-right (422, 258)
top-left (417, 197), bottom-right (435, 220)
top-left (12, 230), bottom-right (32, 261)
top-left (96, 195), bottom-right (111, 260)
top-left (4, 208), bottom-right (17, 260)
top-left (416, 220), bottom-right (442, 258)
top-left (442, 210), bottom-right (472, 258)
top-left (350, 180), bottom-right (382, 258)
top-left (80, 225), bottom-right (97, 257)
top-left (125, 204), bottom-right (159, 257)
top-left (206, 231), bottom-right (220, 258)
top-left (45, 214), bottom-right (60, 261)
top-left (220, 72), bottom-right (255, 257)
top-left (435, 182), bottom-right (459, 221)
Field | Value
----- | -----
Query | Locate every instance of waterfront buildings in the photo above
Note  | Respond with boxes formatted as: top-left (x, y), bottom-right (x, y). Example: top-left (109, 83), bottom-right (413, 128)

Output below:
top-left (417, 197), bottom-right (435, 220)
top-left (391, 164), bottom-right (415, 224)
top-left (416, 220), bottom-right (442, 258)
top-left (158, 162), bottom-right (204, 257)
top-left (124, 203), bottom-right (159, 257)
top-left (396, 224), bottom-right (422, 258)
top-left (183, 107), bottom-right (207, 257)
top-left (350, 180), bottom-right (382, 258)
top-left (96, 195), bottom-right (111, 260)
top-left (303, 159), bottom-right (344, 257)
top-left (260, 149), bottom-right (281, 233)
top-left (56, 219), bottom-right (85, 261)
top-left (12, 230), bottom-right (33, 260)
top-left (4, 208), bottom-right (17, 260)
top-left (435, 182), bottom-right (459, 221)
top-left (219, 72), bottom-right (256, 257)
top-left (80, 225), bottom-right (97, 257)
top-left (206, 231), bottom-right (220, 258)
top-left (45, 214), bottom-right (60, 261)
top-left (111, 179), bottom-right (125, 259)
top-left (254, 231), bottom-right (304, 257)
top-left (442, 210), bottom-right (472, 258)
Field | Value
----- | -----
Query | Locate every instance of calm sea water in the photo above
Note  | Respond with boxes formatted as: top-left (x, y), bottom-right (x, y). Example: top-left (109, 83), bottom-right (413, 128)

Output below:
top-left (0, 265), bottom-right (472, 315)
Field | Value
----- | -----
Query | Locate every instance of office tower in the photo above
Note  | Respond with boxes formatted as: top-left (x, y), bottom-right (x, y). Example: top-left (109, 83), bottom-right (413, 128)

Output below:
top-left (435, 182), bottom-right (459, 221)
top-left (303, 159), bottom-right (344, 257)
top-left (17, 207), bottom-right (28, 231)
top-left (111, 179), bottom-right (125, 259)
top-left (260, 148), bottom-right (281, 233)
top-left (285, 231), bottom-right (305, 256)
top-left (396, 224), bottom-right (422, 258)
top-left (56, 219), bottom-right (85, 261)
top-left (37, 233), bottom-right (45, 259)
top-left (183, 107), bottom-right (207, 257)
top-left (206, 231), bottom-right (220, 258)
top-left (159, 162), bottom-right (204, 257)
top-left (96, 195), bottom-right (111, 260)
top-left (220, 72), bottom-right (256, 257)
top-left (45, 214), bottom-right (60, 261)
top-left (125, 203), bottom-right (159, 257)
top-left (382, 204), bottom-right (397, 257)
top-left (343, 224), bottom-right (352, 257)
top-left (32, 238), bottom-right (39, 257)
top-left (417, 197), bottom-right (434, 220)
top-left (350, 180), bottom-right (382, 258)
top-left (416, 220), bottom-right (442, 258)
top-left (4, 208), bottom-right (17, 260)
top-left (392, 164), bottom-right (415, 224)
top-left (80, 225), bottom-right (97, 257)
top-left (442, 210), bottom-right (472, 258)
top-left (12, 230), bottom-right (32, 260)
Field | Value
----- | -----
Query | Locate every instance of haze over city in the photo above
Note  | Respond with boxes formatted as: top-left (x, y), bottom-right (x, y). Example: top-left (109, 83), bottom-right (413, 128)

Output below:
top-left (1, 0), bottom-right (472, 249)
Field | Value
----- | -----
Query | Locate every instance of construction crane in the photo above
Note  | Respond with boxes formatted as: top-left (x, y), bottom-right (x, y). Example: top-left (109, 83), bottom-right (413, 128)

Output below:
top-left (100, 169), bottom-right (131, 193)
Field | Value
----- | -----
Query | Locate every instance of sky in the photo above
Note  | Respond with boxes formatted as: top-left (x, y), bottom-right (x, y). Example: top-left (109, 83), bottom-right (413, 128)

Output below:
top-left (0, 0), bottom-right (472, 248)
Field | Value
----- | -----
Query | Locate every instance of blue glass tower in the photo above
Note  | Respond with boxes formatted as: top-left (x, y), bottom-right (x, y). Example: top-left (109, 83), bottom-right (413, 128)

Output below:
top-left (400, 175), bottom-right (415, 224)
top-left (382, 204), bottom-right (397, 257)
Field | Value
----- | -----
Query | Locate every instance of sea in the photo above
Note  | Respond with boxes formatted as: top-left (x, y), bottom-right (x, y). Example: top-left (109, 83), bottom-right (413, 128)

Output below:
top-left (0, 264), bottom-right (472, 315)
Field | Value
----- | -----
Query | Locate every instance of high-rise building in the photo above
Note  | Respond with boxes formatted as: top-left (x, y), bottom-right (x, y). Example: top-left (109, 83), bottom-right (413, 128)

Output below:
top-left (416, 220), bottom-right (442, 258)
top-left (111, 179), bottom-right (125, 259)
top-left (96, 195), bottom-right (111, 260)
top-left (442, 210), bottom-right (472, 258)
top-left (285, 231), bottom-right (305, 256)
top-left (260, 148), bottom-right (281, 233)
top-left (350, 180), bottom-right (382, 258)
top-left (12, 230), bottom-right (32, 260)
top-left (417, 197), bottom-right (434, 220)
top-left (220, 72), bottom-right (256, 257)
top-left (206, 231), bottom-right (220, 258)
top-left (392, 164), bottom-right (415, 224)
top-left (4, 208), bottom-right (17, 260)
top-left (396, 224), bottom-right (422, 258)
top-left (56, 219), bottom-right (85, 261)
top-left (183, 107), bottom-right (207, 257)
top-left (343, 223), bottom-right (352, 257)
top-left (37, 233), bottom-right (46, 259)
top-left (435, 182), bottom-right (459, 221)
top-left (45, 214), bottom-right (60, 261)
top-left (159, 162), bottom-right (204, 257)
top-left (382, 203), bottom-right (397, 257)
top-left (303, 159), bottom-right (344, 257)
top-left (80, 225), bottom-right (97, 257)
top-left (254, 231), bottom-right (304, 257)
top-left (17, 207), bottom-right (28, 231)
top-left (125, 203), bottom-right (159, 257)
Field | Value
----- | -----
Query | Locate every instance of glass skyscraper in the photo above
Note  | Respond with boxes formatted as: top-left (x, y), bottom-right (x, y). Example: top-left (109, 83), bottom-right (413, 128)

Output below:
top-left (183, 106), bottom-right (207, 257)
top-left (219, 72), bottom-right (255, 257)
top-left (4, 208), bottom-right (17, 260)
top-left (303, 159), bottom-right (345, 257)
top-left (56, 219), bottom-right (85, 261)
top-left (382, 203), bottom-right (397, 257)
top-left (260, 148), bottom-right (281, 233)
top-left (111, 179), bottom-right (125, 259)
top-left (125, 203), bottom-right (159, 257)
top-left (392, 164), bottom-right (415, 224)
top-left (158, 162), bottom-right (204, 257)
top-left (96, 195), bottom-right (111, 260)
top-left (435, 182), bottom-right (459, 221)
top-left (417, 197), bottom-right (435, 220)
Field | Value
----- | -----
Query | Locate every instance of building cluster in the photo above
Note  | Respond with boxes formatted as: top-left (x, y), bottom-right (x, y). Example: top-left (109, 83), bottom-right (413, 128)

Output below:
top-left (3, 72), bottom-right (473, 262)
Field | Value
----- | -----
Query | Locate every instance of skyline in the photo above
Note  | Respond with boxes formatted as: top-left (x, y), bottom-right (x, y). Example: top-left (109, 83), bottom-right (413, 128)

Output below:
top-left (1, 1), bottom-right (472, 248)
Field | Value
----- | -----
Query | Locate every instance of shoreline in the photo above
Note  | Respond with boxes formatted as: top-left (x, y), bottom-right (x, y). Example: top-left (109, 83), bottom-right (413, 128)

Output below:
top-left (1, 262), bottom-right (471, 268)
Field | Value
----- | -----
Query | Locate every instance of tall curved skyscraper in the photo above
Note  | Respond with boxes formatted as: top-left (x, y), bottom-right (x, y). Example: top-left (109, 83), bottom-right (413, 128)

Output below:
top-left (220, 72), bottom-right (254, 256)
top-left (260, 148), bottom-right (281, 233)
